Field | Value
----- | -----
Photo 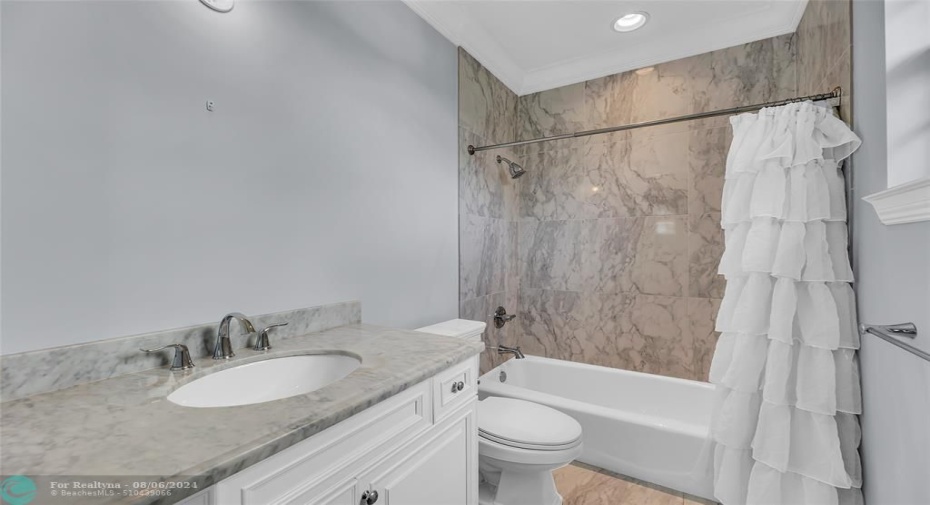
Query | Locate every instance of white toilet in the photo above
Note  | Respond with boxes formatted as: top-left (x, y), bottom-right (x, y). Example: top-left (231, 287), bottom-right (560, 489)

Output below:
top-left (416, 319), bottom-right (584, 505)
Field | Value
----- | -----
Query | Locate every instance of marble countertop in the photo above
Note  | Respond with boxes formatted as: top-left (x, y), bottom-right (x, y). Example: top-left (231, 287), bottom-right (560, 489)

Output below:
top-left (0, 324), bottom-right (483, 504)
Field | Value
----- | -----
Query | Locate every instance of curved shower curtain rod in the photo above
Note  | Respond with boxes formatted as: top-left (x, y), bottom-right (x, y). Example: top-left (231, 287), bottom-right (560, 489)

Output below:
top-left (467, 87), bottom-right (842, 155)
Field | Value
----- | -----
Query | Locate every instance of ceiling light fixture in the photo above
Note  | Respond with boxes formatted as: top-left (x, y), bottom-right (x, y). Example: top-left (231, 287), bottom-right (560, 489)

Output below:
top-left (613, 12), bottom-right (648, 32)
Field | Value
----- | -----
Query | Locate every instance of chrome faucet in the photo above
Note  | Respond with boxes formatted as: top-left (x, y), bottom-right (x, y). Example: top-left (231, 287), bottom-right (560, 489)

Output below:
top-left (213, 312), bottom-right (256, 359)
top-left (494, 345), bottom-right (524, 359)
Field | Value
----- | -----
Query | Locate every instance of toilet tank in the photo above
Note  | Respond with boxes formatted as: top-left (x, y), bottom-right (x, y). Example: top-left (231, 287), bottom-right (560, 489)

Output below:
top-left (415, 319), bottom-right (486, 341)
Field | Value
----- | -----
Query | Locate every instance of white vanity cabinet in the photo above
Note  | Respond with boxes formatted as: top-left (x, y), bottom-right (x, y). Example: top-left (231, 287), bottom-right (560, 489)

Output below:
top-left (176, 356), bottom-right (478, 505)
top-left (357, 402), bottom-right (476, 505)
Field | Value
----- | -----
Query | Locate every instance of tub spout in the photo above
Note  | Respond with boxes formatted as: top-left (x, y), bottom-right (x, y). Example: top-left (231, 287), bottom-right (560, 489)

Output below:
top-left (494, 345), bottom-right (524, 359)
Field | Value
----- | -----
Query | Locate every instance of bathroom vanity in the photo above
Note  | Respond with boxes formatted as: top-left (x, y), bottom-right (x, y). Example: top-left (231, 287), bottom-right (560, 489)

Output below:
top-left (179, 357), bottom-right (479, 505)
top-left (0, 312), bottom-right (483, 505)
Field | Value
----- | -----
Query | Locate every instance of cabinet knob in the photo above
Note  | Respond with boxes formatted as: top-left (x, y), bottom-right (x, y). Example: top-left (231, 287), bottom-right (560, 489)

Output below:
top-left (451, 381), bottom-right (465, 393)
top-left (361, 490), bottom-right (379, 505)
top-left (457, 381), bottom-right (465, 392)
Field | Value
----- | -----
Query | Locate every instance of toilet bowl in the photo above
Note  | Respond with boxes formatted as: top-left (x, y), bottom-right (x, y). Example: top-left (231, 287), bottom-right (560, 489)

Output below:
top-left (415, 320), bottom-right (583, 505)
top-left (477, 397), bottom-right (583, 505)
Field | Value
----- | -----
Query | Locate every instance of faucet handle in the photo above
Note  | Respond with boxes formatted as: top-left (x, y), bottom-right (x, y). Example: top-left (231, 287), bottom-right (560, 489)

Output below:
top-left (254, 322), bottom-right (288, 351)
top-left (493, 306), bottom-right (517, 328)
top-left (141, 344), bottom-right (195, 371)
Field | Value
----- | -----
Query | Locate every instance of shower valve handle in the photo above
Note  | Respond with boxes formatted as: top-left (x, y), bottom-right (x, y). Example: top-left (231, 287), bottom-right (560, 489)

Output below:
top-left (493, 306), bottom-right (516, 328)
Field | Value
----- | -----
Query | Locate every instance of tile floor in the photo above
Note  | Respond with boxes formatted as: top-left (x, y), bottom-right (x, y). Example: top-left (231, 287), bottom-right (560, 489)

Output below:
top-left (554, 463), bottom-right (717, 505)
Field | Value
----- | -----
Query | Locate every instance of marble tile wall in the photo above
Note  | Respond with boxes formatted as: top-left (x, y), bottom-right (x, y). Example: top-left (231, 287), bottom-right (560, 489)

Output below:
top-left (797, 0), bottom-right (853, 123)
top-left (512, 34), bottom-right (799, 381)
top-left (460, 1), bottom-right (851, 380)
top-left (457, 49), bottom-right (521, 373)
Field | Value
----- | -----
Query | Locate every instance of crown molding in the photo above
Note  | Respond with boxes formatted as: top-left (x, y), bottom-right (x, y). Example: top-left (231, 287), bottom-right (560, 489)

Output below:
top-left (863, 177), bottom-right (930, 225)
top-left (405, 0), bottom-right (808, 96)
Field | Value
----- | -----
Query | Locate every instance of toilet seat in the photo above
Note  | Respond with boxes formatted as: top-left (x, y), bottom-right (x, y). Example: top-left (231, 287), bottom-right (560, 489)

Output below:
top-left (478, 397), bottom-right (583, 451)
top-left (479, 431), bottom-right (582, 451)
top-left (479, 435), bottom-right (584, 467)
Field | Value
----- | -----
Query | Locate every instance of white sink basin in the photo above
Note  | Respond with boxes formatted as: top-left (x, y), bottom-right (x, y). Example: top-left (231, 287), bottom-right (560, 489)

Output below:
top-left (168, 354), bottom-right (361, 408)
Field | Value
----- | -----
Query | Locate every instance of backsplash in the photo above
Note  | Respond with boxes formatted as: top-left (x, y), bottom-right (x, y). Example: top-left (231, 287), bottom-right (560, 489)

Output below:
top-left (0, 300), bottom-right (361, 401)
top-left (459, 0), bottom-right (852, 381)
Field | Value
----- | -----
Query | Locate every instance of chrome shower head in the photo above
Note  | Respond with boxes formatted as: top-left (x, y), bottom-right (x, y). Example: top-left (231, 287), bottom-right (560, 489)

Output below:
top-left (496, 155), bottom-right (526, 179)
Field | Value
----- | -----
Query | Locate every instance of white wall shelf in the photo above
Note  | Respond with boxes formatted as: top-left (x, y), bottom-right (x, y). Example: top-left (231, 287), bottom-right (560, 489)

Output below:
top-left (863, 177), bottom-right (930, 225)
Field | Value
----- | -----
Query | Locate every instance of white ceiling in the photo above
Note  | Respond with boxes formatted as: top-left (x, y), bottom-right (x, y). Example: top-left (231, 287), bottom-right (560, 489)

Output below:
top-left (404, 0), bottom-right (808, 96)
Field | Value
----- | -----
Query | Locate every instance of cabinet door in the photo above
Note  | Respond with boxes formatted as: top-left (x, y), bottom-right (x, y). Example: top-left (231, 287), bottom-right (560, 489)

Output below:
top-left (359, 400), bottom-right (477, 505)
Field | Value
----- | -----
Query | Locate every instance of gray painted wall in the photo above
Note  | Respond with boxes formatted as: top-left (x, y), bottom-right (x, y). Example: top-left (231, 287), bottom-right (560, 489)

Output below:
top-left (884, 0), bottom-right (930, 186)
top-left (0, 1), bottom-right (458, 354)
top-left (851, 1), bottom-right (930, 503)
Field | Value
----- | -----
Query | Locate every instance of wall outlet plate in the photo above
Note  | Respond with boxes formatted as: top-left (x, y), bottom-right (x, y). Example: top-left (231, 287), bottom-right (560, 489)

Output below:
top-left (199, 0), bottom-right (234, 13)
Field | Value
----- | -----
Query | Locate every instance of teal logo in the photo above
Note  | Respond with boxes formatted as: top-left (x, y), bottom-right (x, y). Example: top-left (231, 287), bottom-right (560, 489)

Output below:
top-left (0, 476), bottom-right (36, 505)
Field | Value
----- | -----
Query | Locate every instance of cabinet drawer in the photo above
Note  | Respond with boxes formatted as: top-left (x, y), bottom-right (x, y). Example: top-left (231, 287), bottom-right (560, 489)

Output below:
top-left (215, 381), bottom-right (431, 505)
top-left (432, 357), bottom-right (477, 422)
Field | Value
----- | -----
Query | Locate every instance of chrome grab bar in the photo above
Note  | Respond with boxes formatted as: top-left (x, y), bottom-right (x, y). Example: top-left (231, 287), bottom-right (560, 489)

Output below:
top-left (860, 322), bottom-right (929, 362)
top-left (862, 322), bottom-right (917, 339)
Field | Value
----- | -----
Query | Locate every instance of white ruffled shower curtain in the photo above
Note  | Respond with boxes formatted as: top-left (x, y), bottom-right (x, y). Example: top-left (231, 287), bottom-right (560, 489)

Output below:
top-left (709, 101), bottom-right (863, 505)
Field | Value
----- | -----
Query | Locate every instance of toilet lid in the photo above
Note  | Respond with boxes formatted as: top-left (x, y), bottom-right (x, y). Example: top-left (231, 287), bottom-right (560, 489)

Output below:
top-left (478, 397), bottom-right (582, 451)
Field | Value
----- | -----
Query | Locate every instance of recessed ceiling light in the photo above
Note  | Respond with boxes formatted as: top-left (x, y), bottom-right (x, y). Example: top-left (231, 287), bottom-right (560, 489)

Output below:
top-left (613, 12), bottom-right (648, 32)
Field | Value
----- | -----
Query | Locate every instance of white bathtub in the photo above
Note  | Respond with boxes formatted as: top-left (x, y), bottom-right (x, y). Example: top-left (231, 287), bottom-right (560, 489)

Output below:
top-left (478, 356), bottom-right (716, 500)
